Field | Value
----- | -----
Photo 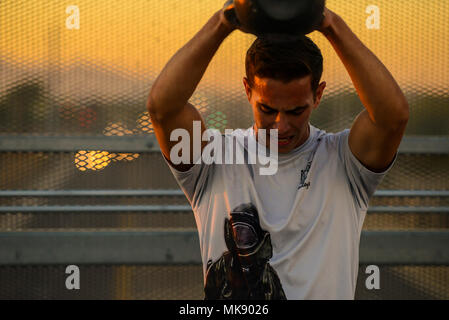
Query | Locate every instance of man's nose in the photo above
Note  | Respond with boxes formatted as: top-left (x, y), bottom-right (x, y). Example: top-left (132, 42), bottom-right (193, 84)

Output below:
top-left (272, 112), bottom-right (290, 134)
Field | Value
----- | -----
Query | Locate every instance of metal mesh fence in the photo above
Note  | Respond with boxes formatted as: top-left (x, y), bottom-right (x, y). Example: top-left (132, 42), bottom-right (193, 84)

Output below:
top-left (1, 1), bottom-right (449, 136)
top-left (1, 213), bottom-right (449, 232)
top-left (0, 264), bottom-right (448, 300)
top-left (1, 152), bottom-right (449, 191)
top-left (0, 152), bottom-right (177, 190)
top-left (0, 265), bottom-right (205, 300)
top-left (0, 0), bottom-right (448, 299)
top-left (0, 212), bottom-right (195, 231)
top-left (355, 265), bottom-right (449, 300)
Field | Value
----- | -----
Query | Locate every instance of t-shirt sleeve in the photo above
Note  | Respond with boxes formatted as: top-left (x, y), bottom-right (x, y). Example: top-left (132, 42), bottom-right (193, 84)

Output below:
top-left (161, 130), bottom-right (222, 210)
top-left (337, 129), bottom-right (397, 211)
top-left (162, 151), bottom-right (214, 210)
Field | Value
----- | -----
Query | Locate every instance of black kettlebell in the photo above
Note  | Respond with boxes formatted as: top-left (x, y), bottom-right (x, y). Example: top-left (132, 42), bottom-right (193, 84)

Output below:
top-left (230, 0), bottom-right (325, 36)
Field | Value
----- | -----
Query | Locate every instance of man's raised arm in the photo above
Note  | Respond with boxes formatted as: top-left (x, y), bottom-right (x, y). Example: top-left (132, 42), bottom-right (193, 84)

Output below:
top-left (319, 8), bottom-right (409, 172)
top-left (147, 8), bottom-right (236, 171)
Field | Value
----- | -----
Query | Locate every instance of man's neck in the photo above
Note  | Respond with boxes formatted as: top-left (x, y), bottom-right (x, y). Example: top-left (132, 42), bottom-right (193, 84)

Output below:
top-left (252, 123), bottom-right (311, 148)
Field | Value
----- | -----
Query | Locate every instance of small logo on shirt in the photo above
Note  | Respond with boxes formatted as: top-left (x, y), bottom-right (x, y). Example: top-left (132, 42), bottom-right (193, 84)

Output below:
top-left (297, 161), bottom-right (312, 190)
top-left (297, 137), bottom-right (323, 190)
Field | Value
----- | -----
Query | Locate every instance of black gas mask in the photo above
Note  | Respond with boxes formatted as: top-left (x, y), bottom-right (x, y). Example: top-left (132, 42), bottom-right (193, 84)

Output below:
top-left (204, 203), bottom-right (286, 300)
top-left (224, 203), bottom-right (272, 271)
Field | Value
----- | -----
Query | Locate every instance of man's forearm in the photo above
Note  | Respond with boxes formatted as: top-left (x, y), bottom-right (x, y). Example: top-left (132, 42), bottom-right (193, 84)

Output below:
top-left (321, 12), bottom-right (409, 128)
top-left (148, 10), bottom-right (233, 118)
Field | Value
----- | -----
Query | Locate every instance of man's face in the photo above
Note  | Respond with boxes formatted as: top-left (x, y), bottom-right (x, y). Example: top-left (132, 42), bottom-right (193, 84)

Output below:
top-left (243, 75), bottom-right (326, 154)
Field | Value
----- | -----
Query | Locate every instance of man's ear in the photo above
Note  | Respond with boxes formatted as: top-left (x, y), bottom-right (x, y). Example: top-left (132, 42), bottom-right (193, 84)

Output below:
top-left (243, 77), bottom-right (252, 100)
top-left (313, 81), bottom-right (326, 108)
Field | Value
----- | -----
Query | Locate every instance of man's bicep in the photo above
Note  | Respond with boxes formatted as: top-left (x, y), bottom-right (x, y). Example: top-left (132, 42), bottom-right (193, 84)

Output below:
top-left (150, 102), bottom-right (208, 172)
top-left (348, 109), bottom-right (406, 173)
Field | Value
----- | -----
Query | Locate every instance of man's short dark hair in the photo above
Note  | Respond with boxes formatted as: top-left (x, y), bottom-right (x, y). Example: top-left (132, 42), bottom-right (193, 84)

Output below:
top-left (245, 35), bottom-right (323, 98)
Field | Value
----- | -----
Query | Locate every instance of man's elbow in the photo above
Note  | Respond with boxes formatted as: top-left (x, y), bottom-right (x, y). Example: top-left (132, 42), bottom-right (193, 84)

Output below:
top-left (396, 97), bottom-right (410, 125)
top-left (146, 95), bottom-right (155, 114)
top-left (146, 93), bottom-right (164, 123)
top-left (388, 98), bottom-right (409, 131)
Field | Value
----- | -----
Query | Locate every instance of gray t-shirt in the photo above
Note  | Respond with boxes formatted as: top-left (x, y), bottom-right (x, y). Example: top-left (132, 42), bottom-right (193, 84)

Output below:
top-left (163, 123), bottom-right (394, 299)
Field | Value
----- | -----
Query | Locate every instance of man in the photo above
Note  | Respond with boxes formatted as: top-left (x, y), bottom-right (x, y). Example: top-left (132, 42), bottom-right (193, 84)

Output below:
top-left (147, 3), bottom-right (409, 299)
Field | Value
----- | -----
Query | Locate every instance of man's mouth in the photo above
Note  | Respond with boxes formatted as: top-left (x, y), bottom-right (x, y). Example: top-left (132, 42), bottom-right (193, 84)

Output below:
top-left (278, 136), bottom-right (294, 146)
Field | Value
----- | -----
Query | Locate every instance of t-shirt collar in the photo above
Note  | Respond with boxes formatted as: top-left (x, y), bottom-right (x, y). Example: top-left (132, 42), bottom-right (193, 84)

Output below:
top-left (248, 123), bottom-right (316, 157)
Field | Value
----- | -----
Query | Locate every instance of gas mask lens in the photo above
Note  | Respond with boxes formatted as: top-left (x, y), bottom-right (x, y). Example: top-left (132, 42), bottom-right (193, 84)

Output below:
top-left (232, 222), bottom-right (258, 249)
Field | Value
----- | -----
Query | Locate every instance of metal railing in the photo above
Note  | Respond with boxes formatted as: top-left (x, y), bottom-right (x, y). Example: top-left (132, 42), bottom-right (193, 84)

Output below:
top-left (1, 135), bottom-right (448, 267)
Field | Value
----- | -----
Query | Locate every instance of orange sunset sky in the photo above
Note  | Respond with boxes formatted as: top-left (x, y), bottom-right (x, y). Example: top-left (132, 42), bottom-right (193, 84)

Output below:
top-left (1, 0), bottom-right (448, 95)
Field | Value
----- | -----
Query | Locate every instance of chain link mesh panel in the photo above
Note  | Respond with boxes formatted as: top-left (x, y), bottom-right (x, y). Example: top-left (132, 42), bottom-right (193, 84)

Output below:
top-left (0, 212), bottom-right (195, 231)
top-left (0, 265), bottom-right (204, 300)
top-left (364, 213), bottom-right (449, 231)
top-left (1, 153), bottom-right (448, 191)
top-left (356, 265), bottom-right (449, 300)
top-left (0, 152), bottom-right (178, 190)
top-left (0, 265), bottom-right (448, 300)
top-left (1, 0), bottom-right (448, 135)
